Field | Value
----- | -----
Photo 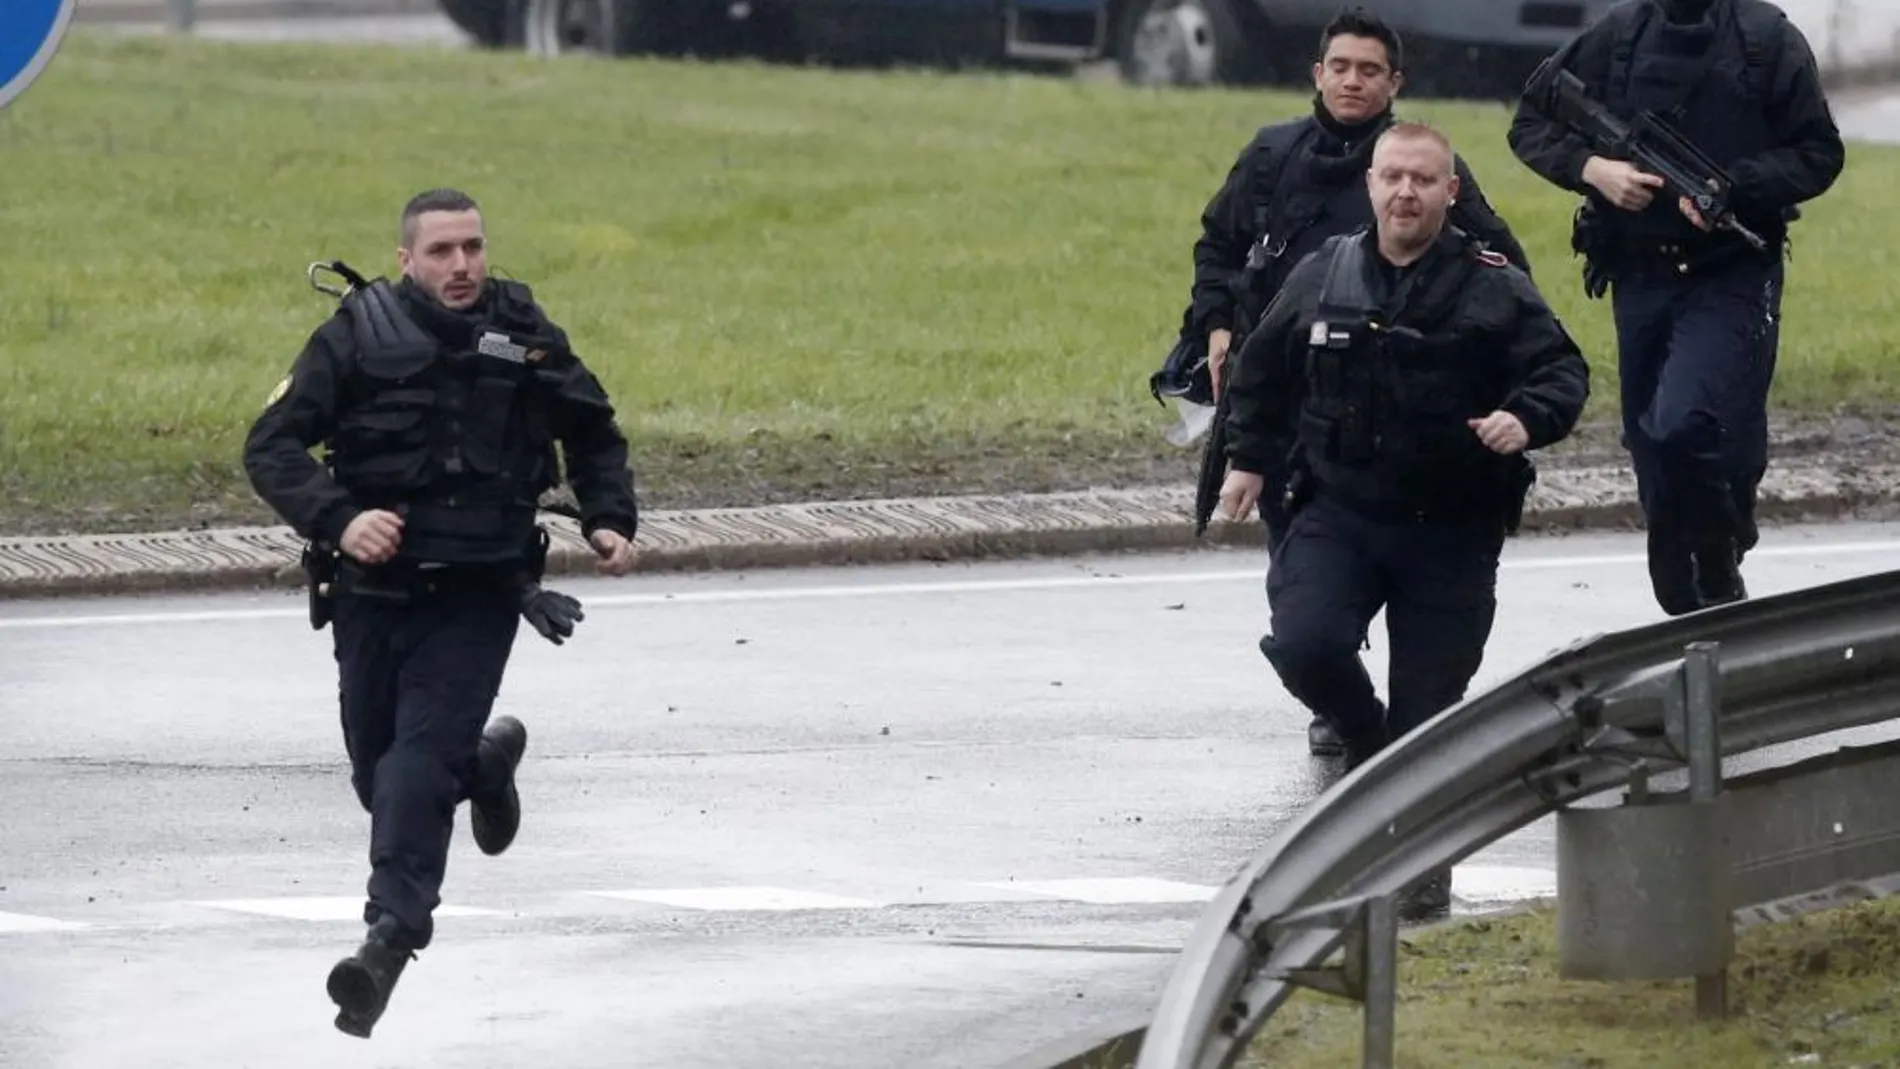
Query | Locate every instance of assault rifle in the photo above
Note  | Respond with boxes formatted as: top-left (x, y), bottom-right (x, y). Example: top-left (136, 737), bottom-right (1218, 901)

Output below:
top-left (1535, 68), bottom-right (1767, 252)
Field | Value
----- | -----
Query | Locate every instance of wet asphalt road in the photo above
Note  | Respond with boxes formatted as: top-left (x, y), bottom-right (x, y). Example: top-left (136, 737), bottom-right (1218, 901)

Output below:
top-left (4, 521), bottom-right (1900, 1068)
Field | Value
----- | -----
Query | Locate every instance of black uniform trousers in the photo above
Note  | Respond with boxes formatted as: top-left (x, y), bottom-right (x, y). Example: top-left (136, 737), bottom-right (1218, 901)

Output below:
top-left (1259, 494), bottom-right (1505, 756)
top-left (1611, 253), bottom-right (1783, 613)
top-left (330, 568), bottom-right (521, 951)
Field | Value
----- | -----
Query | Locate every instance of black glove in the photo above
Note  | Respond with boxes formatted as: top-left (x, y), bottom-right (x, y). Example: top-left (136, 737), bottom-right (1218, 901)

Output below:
top-left (519, 583), bottom-right (585, 645)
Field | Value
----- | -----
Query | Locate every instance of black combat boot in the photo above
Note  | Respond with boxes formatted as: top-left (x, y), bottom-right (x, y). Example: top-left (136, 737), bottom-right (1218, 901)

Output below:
top-left (327, 914), bottom-right (416, 1038)
top-left (1307, 716), bottom-right (1346, 757)
top-left (1646, 526), bottom-right (1702, 616)
top-left (1692, 538), bottom-right (1748, 608)
top-left (471, 715), bottom-right (528, 857)
top-left (1397, 868), bottom-right (1452, 923)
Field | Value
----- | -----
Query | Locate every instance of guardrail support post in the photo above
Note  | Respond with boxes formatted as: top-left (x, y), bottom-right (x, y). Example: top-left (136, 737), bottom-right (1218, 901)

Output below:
top-left (1265, 892), bottom-right (1400, 1069)
top-left (1361, 894), bottom-right (1397, 1068)
top-left (1682, 640), bottom-right (1729, 1019)
top-left (1556, 641), bottom-right (1734, 1013)
top-left (166, 0), bottom-right (196, 32)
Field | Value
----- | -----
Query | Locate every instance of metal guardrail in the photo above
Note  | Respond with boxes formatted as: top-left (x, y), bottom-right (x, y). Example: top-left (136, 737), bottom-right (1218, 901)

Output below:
top-left (1132, 566), bottom-right (1900, 1069)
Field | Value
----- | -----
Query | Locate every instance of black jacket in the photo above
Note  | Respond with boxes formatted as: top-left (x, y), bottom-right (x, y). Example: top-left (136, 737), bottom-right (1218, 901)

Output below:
top-left (243, 278), bottom-right (639, 551)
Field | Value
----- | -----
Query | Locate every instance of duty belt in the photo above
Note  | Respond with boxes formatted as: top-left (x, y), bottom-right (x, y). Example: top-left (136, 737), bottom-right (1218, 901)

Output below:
top-left (1616, 234), bottom-right (1765, 276)
top-left (1314, 483), bottom-right (1491, 527)
top-left (334, 557), bottom-right (523, 601)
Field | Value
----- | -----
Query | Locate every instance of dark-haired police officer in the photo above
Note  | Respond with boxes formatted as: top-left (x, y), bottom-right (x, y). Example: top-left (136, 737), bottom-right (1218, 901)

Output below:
top-left (1164, 5), bottom-right (1531, 758)
top-left (1217, 123), bottom-right (1591, 919)
top-left (242, 187), bottom-right (641, 1037)
top-left (1507, 0), bottom-right (1844, 615)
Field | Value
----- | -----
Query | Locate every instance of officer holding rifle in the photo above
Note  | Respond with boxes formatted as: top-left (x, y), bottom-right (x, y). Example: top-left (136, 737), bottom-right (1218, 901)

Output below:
top-left (1507, 0), bottom-right (1843, 616)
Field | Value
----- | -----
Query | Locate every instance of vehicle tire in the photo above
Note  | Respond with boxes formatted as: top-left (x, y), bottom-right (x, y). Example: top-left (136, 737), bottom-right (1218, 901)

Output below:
top-left (1113, 0), bottom-right (1271, 87)
top-left (522, 0), bottom-right (692, 56)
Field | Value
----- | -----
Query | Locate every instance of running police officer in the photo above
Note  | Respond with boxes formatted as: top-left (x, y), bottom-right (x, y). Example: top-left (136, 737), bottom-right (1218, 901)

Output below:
top-left (1216, 122), bottom-right (1591, 919)
top-left (1507, 0), bottom-right (1844, 615)
top-left (1159, 6), bottom-right (1532, 758)
top-left (242, 188), bottom-right (641, 1038)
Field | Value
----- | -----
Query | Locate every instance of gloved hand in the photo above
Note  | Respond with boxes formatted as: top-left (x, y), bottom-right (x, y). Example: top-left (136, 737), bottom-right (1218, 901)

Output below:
top-left (519, 583), bottom-right (585, 645)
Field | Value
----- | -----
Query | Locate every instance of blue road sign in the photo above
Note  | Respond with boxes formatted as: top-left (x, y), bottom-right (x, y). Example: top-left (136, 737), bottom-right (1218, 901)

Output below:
top-left (1, 0), bottom-right (77, 110)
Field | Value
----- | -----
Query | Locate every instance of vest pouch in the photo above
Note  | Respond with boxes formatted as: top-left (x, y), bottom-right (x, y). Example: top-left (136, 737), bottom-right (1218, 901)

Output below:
top-left (1395, 367), bottom-right (1473, 423)
top-left (1298, 409), bottom-right (1346, 464)
top-left (462, 376), bottom-right (521, 477)
top-left (333, 387), bottom-right (435, 495)
top-left (1336, 399), bottom-right (1378, 465)
top-left (1390, 324), bottom-right (1483, 442)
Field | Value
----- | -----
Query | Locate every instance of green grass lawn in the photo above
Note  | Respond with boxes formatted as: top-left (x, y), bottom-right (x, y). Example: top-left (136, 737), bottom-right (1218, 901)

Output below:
top-left (3, 31), bottom-right (1895, 535)
top-left (1242, 896), bottom-right (1900, 1068)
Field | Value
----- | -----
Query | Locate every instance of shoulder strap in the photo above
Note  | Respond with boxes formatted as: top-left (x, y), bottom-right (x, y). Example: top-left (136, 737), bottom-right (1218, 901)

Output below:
top-left (491, 277), bottom-right (539, 310)
top-left (1604, 0), bottom-right (1651, 107)
top-left (482, 279), bottom-right (570, 362)
top-left (340, 278), bottom-right (437, 368)
top-left (1313, 233), bottom-right (1376, 327)
top-left (1248, 120), bottom-right (1322, 258)
top-left (1733, 0), bottom-right (1784, 96)
top-left (1408, 238), bottom-right (1485, 329)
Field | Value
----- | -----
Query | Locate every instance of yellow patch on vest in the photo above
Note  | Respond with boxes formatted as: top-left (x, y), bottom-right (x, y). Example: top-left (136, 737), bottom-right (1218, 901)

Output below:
top-left (264, 374), bottom-right (292, 409)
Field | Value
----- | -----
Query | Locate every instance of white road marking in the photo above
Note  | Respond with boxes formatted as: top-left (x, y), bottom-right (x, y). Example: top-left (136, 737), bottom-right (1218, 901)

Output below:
top-left (0, 911), bottom-right (92, 933)
top-left (0, 866), bottom-right (1563, 934)
top-left (590, 887), bottom-right (885, 911)
top-left (980, 877), bottom-right (1220, 904)
top-left (193, 896), bottom-right (503, 921)
top-left (3, 537), bottom-right (1896, 631)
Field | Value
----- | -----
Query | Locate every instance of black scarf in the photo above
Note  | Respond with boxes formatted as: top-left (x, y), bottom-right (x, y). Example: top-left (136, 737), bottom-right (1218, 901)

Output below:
top-left (397, 276), bottom-right (499, 350)
top-left (1305, 95), bottom-right (1393, 185)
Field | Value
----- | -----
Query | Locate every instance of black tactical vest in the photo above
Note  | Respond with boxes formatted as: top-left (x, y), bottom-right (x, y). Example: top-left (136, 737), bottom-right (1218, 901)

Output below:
top-left (1602, 0), bottom-right (1786, 244)
top-left (1294, 231), bottom-right (1527, 519)
top-left (326, 280), bottom-right (562, 565)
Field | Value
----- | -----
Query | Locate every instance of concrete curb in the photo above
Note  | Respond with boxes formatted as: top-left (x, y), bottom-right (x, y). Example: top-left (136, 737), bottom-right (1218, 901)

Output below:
top-left (1, 456), bottom-right (1895, 600)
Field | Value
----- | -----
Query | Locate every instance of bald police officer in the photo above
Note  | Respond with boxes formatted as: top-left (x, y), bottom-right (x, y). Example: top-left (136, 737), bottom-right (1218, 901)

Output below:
top-left (1163, 6), bottom-right (1532, 758)
top-left (1218, 122), bottom-right (1591, 919)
